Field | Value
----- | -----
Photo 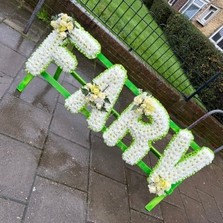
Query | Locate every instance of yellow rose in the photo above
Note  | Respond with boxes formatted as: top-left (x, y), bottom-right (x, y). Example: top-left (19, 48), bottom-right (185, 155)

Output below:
top-left (91, 85), bottom-right (100, 95)
top-left (144, 97), bottom-right (153, 105)
top-left (50, 21), bottom-right (58, 29)
top-left (60, 20), bottom-right (67, 27)
top-left (61, 13), bottom-right (69, 20)
top-left (59, 32), bottom-right (67, 39)
top-left (134, 96), bottom-right (143, 105)
top-left (67, 22), bottom-right (74, 32)
top-left (59, 26), bottom-right (67, 32)
top-left (86, 83), bottom-right (93, 89)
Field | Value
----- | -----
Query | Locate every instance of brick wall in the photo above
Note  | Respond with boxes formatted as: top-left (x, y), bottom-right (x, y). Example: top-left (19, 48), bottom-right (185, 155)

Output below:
top-left (25, 0), bottom-right (223, 149)
top-left (172, 0), bottom-right (188, 11)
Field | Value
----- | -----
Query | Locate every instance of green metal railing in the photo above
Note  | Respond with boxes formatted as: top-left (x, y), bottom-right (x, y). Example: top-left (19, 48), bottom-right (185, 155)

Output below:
top-left (76, 0), bottom-right (196, 98)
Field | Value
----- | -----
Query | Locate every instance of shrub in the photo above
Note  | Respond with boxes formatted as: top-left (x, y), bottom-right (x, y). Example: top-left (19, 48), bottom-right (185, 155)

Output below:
top-left (142, 0), bottom-right (154, 9)
top-left (150, 0), bottom-right (174, 26)
top-left (165, 13), bottom-right (223, 122)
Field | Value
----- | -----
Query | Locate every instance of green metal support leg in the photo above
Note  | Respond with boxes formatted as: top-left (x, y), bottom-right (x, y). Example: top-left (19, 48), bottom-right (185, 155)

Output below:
top-left (16, 73), bottom-right (34, 92)
top-left (53, 66), bottom-right (63, 81)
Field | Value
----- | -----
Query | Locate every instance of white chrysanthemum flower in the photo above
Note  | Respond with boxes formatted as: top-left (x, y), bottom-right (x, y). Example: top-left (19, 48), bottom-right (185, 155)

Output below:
top-left (26, 31), bottom-right (77, 76)
top-left (69, 21), bottom-right (101, 59)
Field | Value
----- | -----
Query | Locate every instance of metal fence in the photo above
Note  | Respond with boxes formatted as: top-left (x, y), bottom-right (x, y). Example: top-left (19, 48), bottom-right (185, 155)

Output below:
top-left (74, 0), bottom-right (222, 123)
top-left (26, 0), bottom-right (222, 122)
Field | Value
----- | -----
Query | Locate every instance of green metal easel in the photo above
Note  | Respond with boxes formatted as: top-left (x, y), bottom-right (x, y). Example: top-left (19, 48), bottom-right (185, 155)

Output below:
top-left (16, 49), bottom-right (203, 211)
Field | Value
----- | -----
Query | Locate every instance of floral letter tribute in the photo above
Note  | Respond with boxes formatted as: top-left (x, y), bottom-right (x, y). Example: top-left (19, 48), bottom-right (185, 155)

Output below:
top-left (103, 92), bottom-right (170, 165)
top-left (26, 13), bottom-right (101, 76)
top-left (24, 13), bottom-right (214, 199)
top-left (147, 130), bottom-right (214, 195)
top-left (65, 65), bottom-right (127, 132)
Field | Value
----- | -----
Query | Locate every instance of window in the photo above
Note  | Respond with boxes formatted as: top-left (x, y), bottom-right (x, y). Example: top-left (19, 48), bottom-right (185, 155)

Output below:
top-left (210, 26), bottom-right (223, 51)
top-left (180, 0), bottom-right (207, 20)
top-left (197, 5), bottom-right (218, 25)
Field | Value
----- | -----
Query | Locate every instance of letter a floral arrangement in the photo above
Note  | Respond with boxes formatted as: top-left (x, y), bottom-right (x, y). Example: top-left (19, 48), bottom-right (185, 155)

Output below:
top-left (19, 13), bottom-right (214, 211)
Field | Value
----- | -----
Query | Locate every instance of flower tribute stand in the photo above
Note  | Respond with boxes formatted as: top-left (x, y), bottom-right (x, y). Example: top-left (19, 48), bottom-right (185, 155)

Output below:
top-left (16, 14), bottom-right (214, 212)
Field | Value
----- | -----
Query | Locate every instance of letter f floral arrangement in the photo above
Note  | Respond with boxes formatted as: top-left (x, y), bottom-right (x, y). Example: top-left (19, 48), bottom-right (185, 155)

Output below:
top-left (25, 13), bottom-right (101, 77)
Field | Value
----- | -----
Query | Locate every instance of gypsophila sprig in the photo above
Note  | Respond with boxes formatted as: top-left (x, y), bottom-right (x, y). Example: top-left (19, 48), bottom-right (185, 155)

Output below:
top-left (51, 13), bottom-right (74, 39)
top-left (81, 82), bottom-right (111, 112)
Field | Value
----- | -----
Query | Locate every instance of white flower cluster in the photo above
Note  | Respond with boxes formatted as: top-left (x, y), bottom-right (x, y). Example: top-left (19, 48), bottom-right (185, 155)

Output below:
top-left (147, 129), bottom-right (214, 196)
top-left (103, 94), bottom-right (170, 165)
top-left (82, 83), bottom-right (110, 111)
top-left (26, 13), bottom-right (101, 76)
top-left (133, 92), bottom-right (155, 115)
top-left (51, 13), bottom-right (74, 39)
top-left (69, 21), bottom-right (101, 59)
top-left (26, 31), bottom-right (78, 76)
top-left (148, 175), bottom-right (171, 196)
top-left (65, 65), bottom-right (127, 132)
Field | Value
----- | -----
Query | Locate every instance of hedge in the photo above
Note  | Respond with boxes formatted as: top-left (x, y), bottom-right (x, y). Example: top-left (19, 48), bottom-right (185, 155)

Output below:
top-left (142, 0), bottom-right (154, 9)
top-left (165, 13), bottom-right (223, 121)
top-left (150, 0), bottom-right (174, 26)
top-left (144, 1), bottom-right (223, 123)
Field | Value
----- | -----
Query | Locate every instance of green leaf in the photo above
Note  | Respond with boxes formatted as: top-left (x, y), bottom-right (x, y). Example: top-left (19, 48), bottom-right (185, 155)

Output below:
top-left (132, 105), bottom-right (138, 110)
top-left (100, 107), bottom-right (107, 112)
top-left (104, 97), bottom-right (111, 104)
top-left (81, 88), bottom-right (89, 96)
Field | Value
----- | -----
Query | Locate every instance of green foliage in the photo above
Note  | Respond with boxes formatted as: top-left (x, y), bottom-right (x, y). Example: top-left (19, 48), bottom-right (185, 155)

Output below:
top-left (37, 7), bottom-right (50, 23)
top-left (164, 13), bottom-right (223, 122)
top-left (142, 0), bottom-right (154, 9)
top-left (150, 0), bottom-right (174, 25)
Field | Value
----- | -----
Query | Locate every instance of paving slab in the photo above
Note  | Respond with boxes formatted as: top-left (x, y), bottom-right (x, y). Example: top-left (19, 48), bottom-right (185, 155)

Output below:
top-left (198, 190), bottom-right (223, 223)
top-left (0, 94), bottom-right (51, 148)
top-left (191, 168), bottom-right (213, 197)
top-left (0, 134), bottom-right (40, 202)
top-left (0, 23), bottom-right (36, 57)
top-left (160, 202), bottom-right (189, 223)
top-left (0, 0), bottom-right (18, 19)
top-left (91, 133), bottom-right (126, 184)
top-left (213, 152), bottom-right (223, 170)
top-left (179, 176), bottom-right (200, 202)
top-left (38, 133), bottom-right (89, 191)
top-left (211, 184), bottom-right (223, 213)
top-left (181, 194), bottom-right (208, 223)
top-left (10, 67), bottom-right (59, 114)
top-left (24, 176), bottom-right (87, 223)
top-left (0, 198), bottom-right (25, 223)
top-left (126, 169), bottom-right (163, 219)
top-left (4, 6), bottom-right (49, 43)
top-left (50, 103), bottom-right (90, 148)
top-left (164, 188), bottom-right (184, 209)
top-left (131, 209), bottom-right (163, 223)
top-left (58, 81), bottom-right (78, 105)
top-left (0, 42), bottom-right (26, 77)
top-left (88, 171), bottom-right (130, 223)
top-left (0, 72), bottom-right (13, 99)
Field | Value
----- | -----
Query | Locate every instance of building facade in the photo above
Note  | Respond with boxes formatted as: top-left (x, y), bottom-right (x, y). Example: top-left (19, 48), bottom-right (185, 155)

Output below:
top-left (168, 0), bottom-right (223, 51)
